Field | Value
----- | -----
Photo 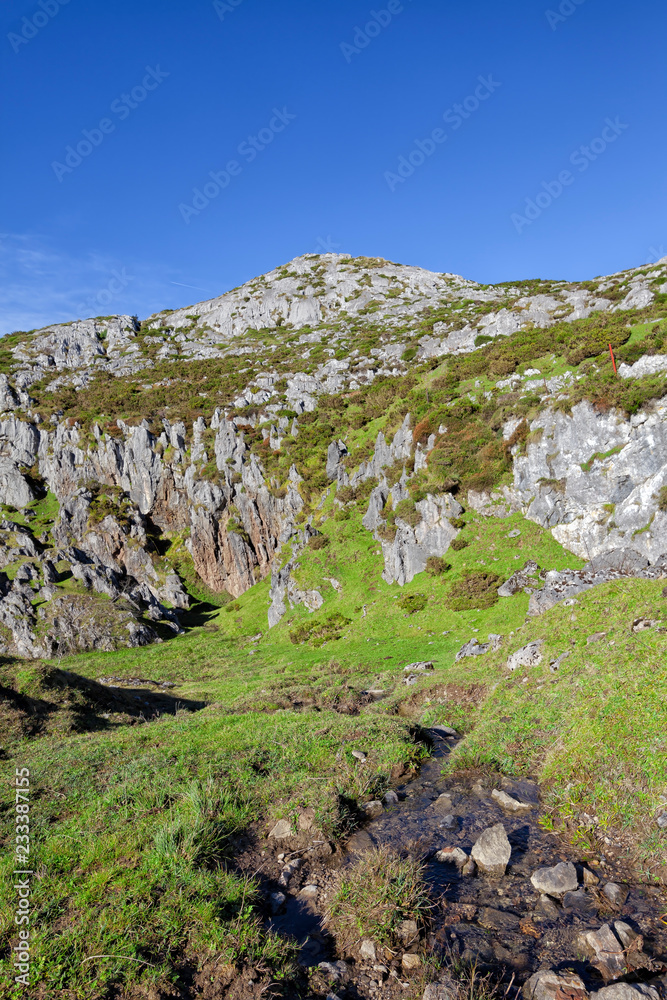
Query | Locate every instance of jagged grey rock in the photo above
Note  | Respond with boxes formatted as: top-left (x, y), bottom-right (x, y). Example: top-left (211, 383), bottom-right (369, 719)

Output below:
top-left (531, 861), bottom-right (578, 896)
top-left (523, 970), bottom-right (588, 1000)
top-left (506, 641), bottom-right (544, 671)
top-left (471, 823), bottom-right (511, 876)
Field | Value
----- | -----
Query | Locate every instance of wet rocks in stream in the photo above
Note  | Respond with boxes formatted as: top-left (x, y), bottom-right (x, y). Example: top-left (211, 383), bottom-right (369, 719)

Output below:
top-left (261, 729), bottom-right (667, 1000)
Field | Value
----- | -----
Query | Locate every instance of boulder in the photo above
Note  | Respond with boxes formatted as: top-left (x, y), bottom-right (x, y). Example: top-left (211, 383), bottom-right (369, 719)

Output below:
top-left (507, 641), bottom-right (544, 671)
top-left (471, 823), bottom-right (511, 876)
top-left (530, 861), bottom-right (578, 896)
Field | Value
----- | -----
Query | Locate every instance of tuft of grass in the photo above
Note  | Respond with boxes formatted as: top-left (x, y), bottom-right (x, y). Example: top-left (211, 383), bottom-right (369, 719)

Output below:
top-left (326, 846), bottom-right (430, 953)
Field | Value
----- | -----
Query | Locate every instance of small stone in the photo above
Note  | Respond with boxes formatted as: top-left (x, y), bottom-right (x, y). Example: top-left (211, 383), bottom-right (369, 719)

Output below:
top-left (352, 750), bottom-right (367, 762)
top-left (403, 661), bottom-right (434, 673)
top-left (299, 884), bottom-right (318, 899)
top-left (397, 919), bottom-right (419, 946)
top-left (268, 819), bottom-right (293, 840)
top-left (462, 858), bottom-right (476, 876)
top-left (536, 894), bottom-right (560, 920)
top-left (587, 631), bottom-right (607, 644)
top-left (360, 938), bottom-right (376, 962)
top-left (402, 953), bottom-right (420, 971)
top-left (508, 529), bottom-right (521, 538)
top-left (430, 724), bottom-right (458, 738)
top-left (424, 985), bottom-right (459, 1000)
top-left (435, 847), bottom-right (468, 867)
top-left (319, 960), bottom-right (349, 982)
top-left (362, 800), bottom-right (383, 820)
top-left (269, 891), bottom-right (286, 914)
top-left (278, 858), bottom-right (302, 888)
top-left (383, 790), bottom-right (399, 806)
top-left (656, 812), bottom-right (667, 829)
top-left (441, 814), bottom-right (459, 830)
top-left (471, 823), bottom-right (511, 877)
top-left (563, 889), bottom-right (598, 915)
top-left (491, 788), bottom-right (532, 814)
top-left (298, 807), bottom-right (315, 831)
top-left (602, 883), bottom-right (629, 908)
top-left (523, 970), bottom-right (588, 1000)
top-left (430, 793), bottom-right (453, 813)
top-left (612, 921), bottom-right (640, 949)
top-left (530, 861), bottom-right (578, 896)
top-left (583, 868), bottom-right (600, 886)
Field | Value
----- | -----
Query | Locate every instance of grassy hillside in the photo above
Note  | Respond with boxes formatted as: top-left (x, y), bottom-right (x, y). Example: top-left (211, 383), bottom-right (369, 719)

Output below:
top-left (1, 261), bottom-right (667, 998)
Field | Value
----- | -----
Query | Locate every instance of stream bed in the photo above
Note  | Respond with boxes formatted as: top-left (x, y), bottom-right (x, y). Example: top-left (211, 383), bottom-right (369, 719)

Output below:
top-left (266, 729), bottom-right (667, 999)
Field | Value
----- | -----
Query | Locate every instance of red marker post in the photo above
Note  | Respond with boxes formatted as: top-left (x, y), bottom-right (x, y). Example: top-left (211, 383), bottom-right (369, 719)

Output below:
top-left (609, 343), bottom-right (618, 375)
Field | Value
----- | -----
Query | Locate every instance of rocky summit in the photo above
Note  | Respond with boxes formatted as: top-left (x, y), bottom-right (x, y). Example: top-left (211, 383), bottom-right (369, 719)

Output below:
top-left (2, 252), bottom-right (667, 1000)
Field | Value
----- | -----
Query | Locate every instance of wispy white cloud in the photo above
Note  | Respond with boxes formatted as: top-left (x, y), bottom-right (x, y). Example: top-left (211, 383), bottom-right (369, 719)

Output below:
top-left (0, 234), bottom-right (209, 335)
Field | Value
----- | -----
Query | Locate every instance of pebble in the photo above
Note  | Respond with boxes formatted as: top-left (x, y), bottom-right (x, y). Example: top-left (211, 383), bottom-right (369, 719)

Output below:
top-left (423, 985), bottom-right (458, 1000)
top-left (298, 884), bottom-right (319, 899)
top-left (362, 800), bottom-right (384, 820)
top-left (278, 858), bottom-right (302, 888)
top-left (352, 750), bottom-right (367, 762)
top-left (402, 953), bottom-right (420, 971)
top-left (268, 819), bottom-right (293, 840)
top-left (360, 938), bottom-right (376, 962)
top-left (397, 919), bottom-right (419, 945)
top-left (383, 790), bottom-right (399, 806)
top-left (269, 891), bottom-right (286, 914)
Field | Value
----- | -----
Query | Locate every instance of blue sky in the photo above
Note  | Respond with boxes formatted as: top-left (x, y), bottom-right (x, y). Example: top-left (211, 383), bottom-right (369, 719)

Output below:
top-left (1, 0), bottom-right (666, 333)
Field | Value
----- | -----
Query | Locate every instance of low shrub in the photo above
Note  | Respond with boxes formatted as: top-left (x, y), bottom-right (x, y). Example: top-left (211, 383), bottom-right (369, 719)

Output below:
top-left (450, 537), bottom-right (469, 551)
top-left (309, 534), bottom-right (330, 550)
top-left (398, 593), bottom-right (427, 614)
top-left (425, 556), bottom-right (451, 576)
top-left (445, 571), bottom-right (502, 611)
